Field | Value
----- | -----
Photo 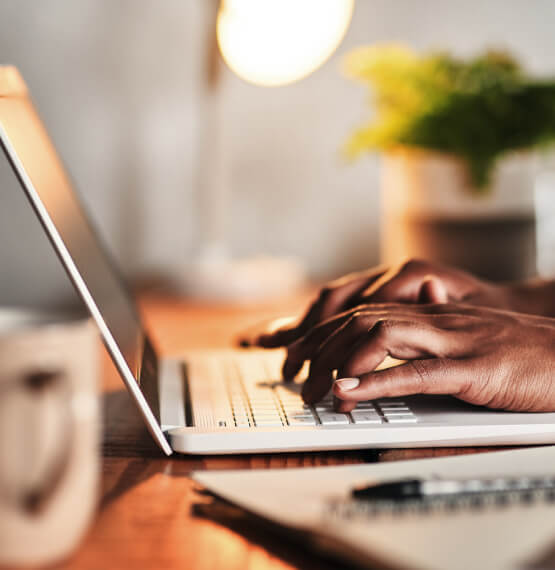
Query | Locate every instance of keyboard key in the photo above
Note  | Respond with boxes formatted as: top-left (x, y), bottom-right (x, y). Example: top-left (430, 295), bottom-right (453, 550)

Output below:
top-left (284, 410), bottom-right (313, 419)
top-left (355, 402), bottom-right (377, 410)
top-left (287, 415), bottom-right (317, 426)
top-left (277, 392), bottom-right (302, 400)
top-left (386, 415), bottom-right (418, 424)
top-left (355, 408), bottom-right (378, 414)
top-left (250, 399), bottom-right (276, 408)
top-left (351, 412), bottom-right (383, 425)
top-left (234, 418), bottom-right (251, 427)
top-left (318, 413), bottom-right (350, 425)
top-left (281, 402), bottom-right (304, 410)
top-left (287, 410), bottom-right (315, 420)
top-left (252, 412), bottom-right (282, 421)
top-left (254, 418), bottom-right (284, 427)
top-left (281, 403), bottom-right (312, 412)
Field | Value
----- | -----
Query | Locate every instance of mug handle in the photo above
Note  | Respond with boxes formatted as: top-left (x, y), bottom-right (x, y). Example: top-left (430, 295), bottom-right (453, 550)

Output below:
top-left (0, 370), bottom-right (75, 514)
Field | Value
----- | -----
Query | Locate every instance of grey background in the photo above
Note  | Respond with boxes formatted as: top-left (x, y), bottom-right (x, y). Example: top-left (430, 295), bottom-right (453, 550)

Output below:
top-left (1, 0), bottom-right (554, 306)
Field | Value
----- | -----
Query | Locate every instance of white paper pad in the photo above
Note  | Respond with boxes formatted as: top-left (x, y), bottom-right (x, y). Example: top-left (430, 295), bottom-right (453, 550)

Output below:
top-left (193, 446), bottom-right (555, 570)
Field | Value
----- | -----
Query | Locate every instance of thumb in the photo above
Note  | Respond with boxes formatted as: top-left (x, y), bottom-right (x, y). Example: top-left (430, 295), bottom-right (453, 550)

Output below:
top-left (418, 276), bottom-right (448, 304)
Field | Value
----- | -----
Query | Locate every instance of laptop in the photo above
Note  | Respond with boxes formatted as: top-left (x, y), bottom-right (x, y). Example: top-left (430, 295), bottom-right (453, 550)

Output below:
top-left (2, 65), bottom-right (555, 456)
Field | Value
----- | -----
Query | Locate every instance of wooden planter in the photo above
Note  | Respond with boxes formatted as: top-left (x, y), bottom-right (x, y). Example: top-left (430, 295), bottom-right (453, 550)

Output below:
top-left (380, 149), bottom-right (537, 281)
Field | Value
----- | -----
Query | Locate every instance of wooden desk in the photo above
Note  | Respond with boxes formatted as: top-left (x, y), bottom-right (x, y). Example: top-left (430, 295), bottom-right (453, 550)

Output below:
top-left (61, 292), bottom-right (510, 570)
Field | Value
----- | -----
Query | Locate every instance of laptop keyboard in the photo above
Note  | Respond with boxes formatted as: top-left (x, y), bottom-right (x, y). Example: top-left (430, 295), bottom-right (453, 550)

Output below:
top-left (188, 354), bottom-right (417, 429)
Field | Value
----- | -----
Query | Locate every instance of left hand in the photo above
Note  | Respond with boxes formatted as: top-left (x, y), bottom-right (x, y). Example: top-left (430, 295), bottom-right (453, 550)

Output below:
top-left (283, 303), bottom-right (555, 413)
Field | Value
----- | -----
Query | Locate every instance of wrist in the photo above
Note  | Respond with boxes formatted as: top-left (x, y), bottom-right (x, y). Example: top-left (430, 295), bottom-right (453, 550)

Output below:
top-left (505, 280), bottom-right (555, 317)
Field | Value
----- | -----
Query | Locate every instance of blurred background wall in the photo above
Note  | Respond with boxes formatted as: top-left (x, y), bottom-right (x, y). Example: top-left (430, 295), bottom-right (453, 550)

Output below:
top-left (1, 0), bottom-right (554, 307)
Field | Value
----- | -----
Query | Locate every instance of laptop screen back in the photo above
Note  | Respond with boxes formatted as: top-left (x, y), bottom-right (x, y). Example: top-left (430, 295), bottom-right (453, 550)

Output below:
top-left (0, 68), bottom-right (144, 380)
top-left (0, 67), bottom-right (171, 453)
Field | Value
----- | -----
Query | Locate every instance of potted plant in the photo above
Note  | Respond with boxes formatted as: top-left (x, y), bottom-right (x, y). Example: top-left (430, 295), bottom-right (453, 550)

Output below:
top-left (344, 45), bottom-right (555, 280)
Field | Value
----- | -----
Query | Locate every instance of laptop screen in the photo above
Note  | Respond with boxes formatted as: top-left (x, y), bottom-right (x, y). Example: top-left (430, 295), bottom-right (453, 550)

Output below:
top-left (0, 68), bottom-right (144, 379)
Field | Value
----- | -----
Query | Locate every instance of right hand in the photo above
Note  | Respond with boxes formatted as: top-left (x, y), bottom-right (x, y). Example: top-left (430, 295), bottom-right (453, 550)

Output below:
top-left (255, 259), bottom-right (522, 372)
top-left (293, 302), bottom-right (555, 411)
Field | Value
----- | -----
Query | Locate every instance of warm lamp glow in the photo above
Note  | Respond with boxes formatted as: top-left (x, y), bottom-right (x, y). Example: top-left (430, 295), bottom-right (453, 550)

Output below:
top-left (216, 0), bottom-right (354, 87)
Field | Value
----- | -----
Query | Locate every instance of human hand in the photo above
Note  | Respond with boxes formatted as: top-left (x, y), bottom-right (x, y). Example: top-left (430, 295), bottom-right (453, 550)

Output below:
top-left (284, 303), bottom-right (555, 413)
top-left (255, 259), bottom-right (521, 378)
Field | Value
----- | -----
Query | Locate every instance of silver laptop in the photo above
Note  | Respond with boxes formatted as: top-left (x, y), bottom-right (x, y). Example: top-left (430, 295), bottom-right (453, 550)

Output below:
top-left (2, 65), bottom-right (555, 456)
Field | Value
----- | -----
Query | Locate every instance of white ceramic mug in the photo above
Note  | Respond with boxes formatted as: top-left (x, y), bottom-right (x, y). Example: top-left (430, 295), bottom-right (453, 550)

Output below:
top-left (0, 309), bottom-right (100, 566)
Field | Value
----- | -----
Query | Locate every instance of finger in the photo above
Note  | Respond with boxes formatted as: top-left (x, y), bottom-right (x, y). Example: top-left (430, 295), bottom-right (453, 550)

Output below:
top-left (338, 320), bottom-right (464, 380)
top-left (305, 317), bottom-right (468, 403)
top-left (299, 315), bottom-right (390, 403)
top-left (361, 261), bottom-right (427, 303)
top-left (285, 302), bottom-right (446, 377)
top-left (302, 312), bottom-right (396, 403)
top-left (333, 358), bottom-right (466, 402)
top-left (301, 317), bottom-right (360, 403)
top-left (255, 318), bottom-right (308, 348)
top-left (255, 292), bottom-right (330, 348)
top-left (361, 259), bottom-right (452, 304)
top-left (256, 328), bottom-right (299, 348)
top-left (362, 259), bottom-right (483, 305)
top-left (282, 310), bottom-right (358, 380)
top-left (284, 304), bottom-right (433, 381)
top-left (334, 395), bottom-right (358, 413)
top-left (258, 268), bottom-right (386, 348)
top-left (418, 276), bottom-right (448, 304)
top-left (319, 267), bottom-right (387, 320)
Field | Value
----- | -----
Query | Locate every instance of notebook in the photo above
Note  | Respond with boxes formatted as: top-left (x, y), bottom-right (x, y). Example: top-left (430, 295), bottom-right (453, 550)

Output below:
top-left (193, 447), bottom-right (555, 570)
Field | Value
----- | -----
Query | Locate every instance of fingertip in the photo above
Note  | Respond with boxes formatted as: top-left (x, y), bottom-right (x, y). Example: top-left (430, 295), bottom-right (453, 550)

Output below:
top-left (301, 379), bottom-right (319, 404)
top-left (332, 382), bottom-right (356, 401)
top-left (333, 396), bottom-right (356, 413)
top-left (253, 333), bottom-right (272, 347)
top-left (266, 327), bottom-right (304, 348)
top-left (255, 333), bottom-right (286, 348)
top-left (301, 387), bottom-right (314, 404)
top-left (281, 358), bottom-right (301, 382)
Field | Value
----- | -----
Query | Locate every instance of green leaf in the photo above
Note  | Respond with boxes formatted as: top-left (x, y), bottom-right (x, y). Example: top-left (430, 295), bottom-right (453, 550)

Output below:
top-left (344, 46), bottom-right (555, 190)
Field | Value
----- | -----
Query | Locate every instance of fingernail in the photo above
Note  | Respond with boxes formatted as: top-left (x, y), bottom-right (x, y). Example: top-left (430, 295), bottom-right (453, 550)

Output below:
top-left (334, 377), bottom-right (360, 391)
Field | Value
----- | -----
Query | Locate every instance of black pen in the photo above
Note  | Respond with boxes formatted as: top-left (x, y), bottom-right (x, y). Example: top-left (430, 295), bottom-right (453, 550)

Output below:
top-left (352, 476), bottom-right (555, 502)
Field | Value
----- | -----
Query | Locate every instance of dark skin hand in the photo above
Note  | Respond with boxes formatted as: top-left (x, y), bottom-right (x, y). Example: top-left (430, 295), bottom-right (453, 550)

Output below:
top-left (252, 259), bottom-right (555, 381)
top-left (246, 259), bottom-right (555, 412)
top-left (284, 303), bottom-right (555, 412)
top-left (256, 259), bottom-right (553, 347)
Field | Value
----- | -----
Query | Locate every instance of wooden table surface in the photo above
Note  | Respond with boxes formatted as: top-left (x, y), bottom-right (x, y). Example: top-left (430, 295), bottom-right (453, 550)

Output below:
top-left (59, 290), bottom-right (513, 570)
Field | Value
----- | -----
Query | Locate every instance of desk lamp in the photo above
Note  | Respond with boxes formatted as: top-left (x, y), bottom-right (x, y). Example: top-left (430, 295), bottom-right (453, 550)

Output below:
top-left (186, 0), bottom-right (354, 300)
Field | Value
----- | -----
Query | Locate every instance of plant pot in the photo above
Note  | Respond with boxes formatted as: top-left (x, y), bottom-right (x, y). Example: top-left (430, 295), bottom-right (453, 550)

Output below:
top-left (380, 148), bottom-right (537, 281)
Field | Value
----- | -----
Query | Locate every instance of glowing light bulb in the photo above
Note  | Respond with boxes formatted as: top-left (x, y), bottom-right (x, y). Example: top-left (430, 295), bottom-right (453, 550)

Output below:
top-left (216, 0), bottom-right (354, 87)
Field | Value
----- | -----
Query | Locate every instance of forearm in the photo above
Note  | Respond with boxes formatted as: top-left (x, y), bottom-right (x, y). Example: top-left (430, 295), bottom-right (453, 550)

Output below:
top-left (508, 279), bottom-right (555, 317)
